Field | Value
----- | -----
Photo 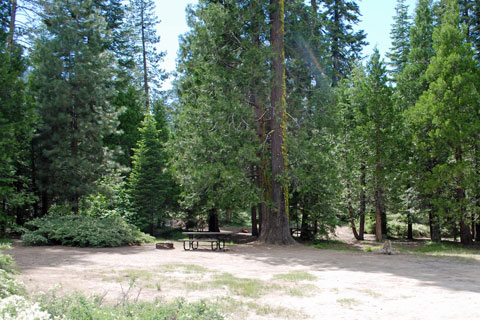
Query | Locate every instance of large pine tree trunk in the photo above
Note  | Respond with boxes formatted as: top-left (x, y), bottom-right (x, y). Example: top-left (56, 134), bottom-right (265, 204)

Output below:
top-left (208, 209), bottom-right (220, 232)
top-left (258, 0), bottom-right (294, 245)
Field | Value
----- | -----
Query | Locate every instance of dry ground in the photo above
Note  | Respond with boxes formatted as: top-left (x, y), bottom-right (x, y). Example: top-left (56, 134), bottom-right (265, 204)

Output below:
top-left (8, 230), bottom-right (480, 320)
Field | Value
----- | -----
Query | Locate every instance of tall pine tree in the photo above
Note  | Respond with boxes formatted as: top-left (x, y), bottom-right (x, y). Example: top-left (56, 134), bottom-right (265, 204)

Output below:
top-left (321, 0), bottom-right (367, 86)
top-left (412, 0), bottom-right (480, 245)
top-left (387, 0), bottom-right (412, 83)
top-left (125, 0), bottom-right (165, 111)
top-left (31, 0), bottom-right (118, 214)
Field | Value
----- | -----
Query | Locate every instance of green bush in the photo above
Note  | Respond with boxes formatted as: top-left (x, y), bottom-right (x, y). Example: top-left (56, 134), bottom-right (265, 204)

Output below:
top-left (0, 245), bottom-right (25, 298)
top-left (22, 215), bottom-right (155, 247)
top-left (37, 293), bottom-right (224, 320)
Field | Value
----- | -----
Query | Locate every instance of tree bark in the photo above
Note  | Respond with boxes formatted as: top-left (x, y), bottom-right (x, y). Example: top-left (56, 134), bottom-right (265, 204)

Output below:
top-left (258, 0), bottom-right (294, 245)
top-left (251, 205), bottom-right (258, 236)
top-left (456, 146), bottom-right (473, 245)
top-left (476, 219), bottom-right (480, 242)
top-left (208, 209), bottom-right (220, 232)
top-left (358, 163), bottom-right (366, 239)
top-left (140, 0), bottom-right (150, 111)
top-left (8, 0), bottom-right (17, 48)
top-left (331, 0), bottom-right (340, 86)
top-left (407, 216), bottom-right (413, 240)
top-left (375, 125), bottom-right (382, 242)
top-left (310, 0), bottom-right (317, 14)
top-left (429, 212), bottom-right (441, 241)
top-left (348, 203), bottom-right (360, 240)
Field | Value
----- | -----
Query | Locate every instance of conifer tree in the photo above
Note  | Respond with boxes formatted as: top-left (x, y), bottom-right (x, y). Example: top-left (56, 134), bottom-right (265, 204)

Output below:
top-left (0, 16), bottom-right (35, 230)
top-left (172, 0), bottom-right (262, 232)
top-left (125, 0), bottom-right (165, 111)
top-left (398, 0), bottom-right (440, 241)
top-left (364, 49), bottom-right (393, 241)
top-left (387, 0), bottom-right (412, 83)
top-left (411, 0), bottom-right (480, 245)
top-left (128, 114), bottom-right (175, 234)
top-left (31, 0), bottom-right (118, 214)
top-left (321, 0), bottom-right (367, 86)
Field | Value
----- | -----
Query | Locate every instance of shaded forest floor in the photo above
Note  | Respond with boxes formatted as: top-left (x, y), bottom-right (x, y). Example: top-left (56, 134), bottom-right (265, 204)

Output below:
top-left (8, 229), bottom-right (480, 320)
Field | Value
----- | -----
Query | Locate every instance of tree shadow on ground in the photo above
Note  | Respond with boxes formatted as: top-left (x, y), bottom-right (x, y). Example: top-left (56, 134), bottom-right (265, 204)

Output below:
top-left (227, 242), bottom-right (480, 294)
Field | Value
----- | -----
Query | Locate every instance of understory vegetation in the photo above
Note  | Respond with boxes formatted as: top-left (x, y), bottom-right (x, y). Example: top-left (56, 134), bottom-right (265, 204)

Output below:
top-left (0, 245), bottom-right (223, 319)
top-left (21, 215), bottom-right (154, 247)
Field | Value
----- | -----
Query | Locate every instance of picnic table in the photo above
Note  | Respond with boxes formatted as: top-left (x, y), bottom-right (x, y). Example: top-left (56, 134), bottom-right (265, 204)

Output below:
top-left (180, 231), bottom-right (232, 251)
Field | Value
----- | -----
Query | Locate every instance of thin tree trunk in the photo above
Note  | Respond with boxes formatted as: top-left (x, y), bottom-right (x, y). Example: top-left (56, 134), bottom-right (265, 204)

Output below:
top-left (429, 212), bottom-right (441, 241)
top-left (8, 0), bottom-right (17, 48)
top-left (41, 191), bottom-right (49, 216)
top-left (348, 204), bottom-right (360, 240)
top-left (258, 0), bottom-right (294, 245)
top-left (71, 107), bottom-right (79, 214)
top-left (31, 142), bottom-right (39, 218)
top-left (375, 125), bottom-right (382, 242)
top-left (456, 146), bottom-right (473, 245)
top-left (300, 210), bottom-right (312, 240)
top-left (140, 1), bottom-right (150, 111)
top-left (407, 216), bottom-right (413, 240)
top-left (251, 205), bottom-right (258, 236)
top-left (359, 163), bottom-right (366, 239)
top-left (476, 219), bottom-right (480, 242)
top-left (226, 209), bottom-right (231, 224)
top-left (474, 143), bottom-right (480, 242)
top-left (331, 0), bottom-right (340, 86)
top-left (310, 0), bottom-right (317, 13)
top-left (347, 181), bottom-right (360, 240)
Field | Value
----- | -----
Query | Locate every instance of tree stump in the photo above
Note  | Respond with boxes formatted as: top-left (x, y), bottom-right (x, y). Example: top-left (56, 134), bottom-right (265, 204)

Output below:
top-left (156, 242), bottom-right (174, 249)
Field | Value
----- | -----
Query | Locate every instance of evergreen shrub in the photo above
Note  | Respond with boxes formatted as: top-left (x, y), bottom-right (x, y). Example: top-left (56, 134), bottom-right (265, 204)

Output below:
top-left (22, 215), bottom-right (154, 247)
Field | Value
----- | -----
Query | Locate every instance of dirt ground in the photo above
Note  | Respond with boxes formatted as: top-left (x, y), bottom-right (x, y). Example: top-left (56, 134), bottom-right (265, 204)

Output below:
top-left (8, 229), bottom-right (480, 320)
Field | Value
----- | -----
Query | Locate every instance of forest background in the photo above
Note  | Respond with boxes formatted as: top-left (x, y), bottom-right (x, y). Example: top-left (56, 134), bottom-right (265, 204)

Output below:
top-left (1, 0), bottom-right (480, 246)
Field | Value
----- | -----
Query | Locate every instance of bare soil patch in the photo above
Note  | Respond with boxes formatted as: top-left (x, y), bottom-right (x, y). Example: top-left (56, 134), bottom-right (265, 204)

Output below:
top-left (8, 234), bottom-right (480, 320)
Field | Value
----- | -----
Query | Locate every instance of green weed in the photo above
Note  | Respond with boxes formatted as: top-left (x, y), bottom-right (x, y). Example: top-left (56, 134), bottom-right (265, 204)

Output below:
top-left (313, 240), bottom-right (358, 251)
top-left (212, 273), bottom-right (265, 298)
top-left (273, 271), bottom-right (317, 282)
top-left (337, 298), bottom-right (360, 307)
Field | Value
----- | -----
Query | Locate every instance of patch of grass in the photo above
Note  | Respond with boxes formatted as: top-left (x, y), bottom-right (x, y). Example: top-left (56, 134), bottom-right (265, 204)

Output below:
top-left (212, 273), bottom-right (265, 298)
top-left (337, 298), bottom-right (360, 307)
top-left (404, 241), bottom-right (479, 254)
top-left (217, 297), bottom-right (303, 320)
top-left (158, 263), bottom-right (210, 274)
top-left (121, 269), bottom-right (153, 281)
top-left (364, 245), bottom-right (381, 253)
top-left (394, 241), bottom-right (480, 262)
top-left (247, 301), bottom-right (305, 319)
top-left (273, 271), bottom-right (317, 282)
top-left (283, 284), bottom-right (317, 297)
top-left (360, 289), bottom-right (381, 298)
top-left (312, 240), bottom-right (358, 251)
top-left (184, 281), bottom-right (210, 291)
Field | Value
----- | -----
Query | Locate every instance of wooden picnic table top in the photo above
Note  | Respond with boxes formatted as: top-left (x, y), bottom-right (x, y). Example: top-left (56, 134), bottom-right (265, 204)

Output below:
top-left (182, 231), bottom-right (232, 235)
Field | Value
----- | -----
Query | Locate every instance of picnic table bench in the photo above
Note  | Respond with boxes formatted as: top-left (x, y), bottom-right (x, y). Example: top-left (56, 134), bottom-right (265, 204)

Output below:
top-left (180, 231), bottom-right (231, 251)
